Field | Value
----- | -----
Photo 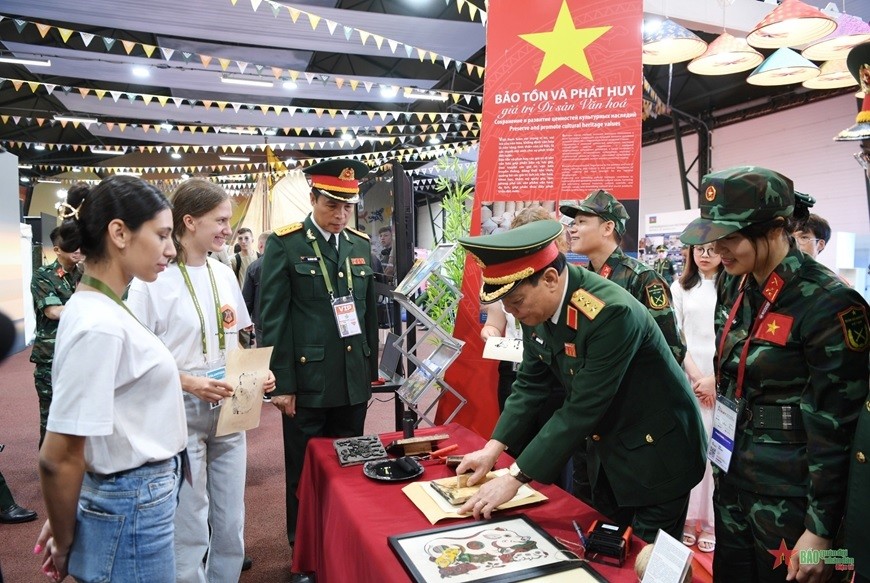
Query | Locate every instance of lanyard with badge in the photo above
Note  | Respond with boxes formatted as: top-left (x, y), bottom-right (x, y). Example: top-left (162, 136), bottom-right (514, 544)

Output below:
top-left (311, 238), bottom-right (362, 338)
top-left (178, 261), bottom-right (227, 408)
top-left (709, 272), bottom-right (785, 472)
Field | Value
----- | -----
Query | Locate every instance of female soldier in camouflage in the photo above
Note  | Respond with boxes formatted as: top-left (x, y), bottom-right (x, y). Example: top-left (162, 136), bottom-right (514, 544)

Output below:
top-left (680, 166), bottom-right (869, 583)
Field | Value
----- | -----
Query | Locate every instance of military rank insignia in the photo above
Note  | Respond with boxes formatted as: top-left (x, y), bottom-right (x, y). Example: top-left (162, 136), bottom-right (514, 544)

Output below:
top-left (571, 289), bottom-right (605, 320)
top-left (351, 257), bottom-right (366, 265)
top-left (645, 282), bottom-right (669, 309)
top-left (566, 306), bottom-right (579, 330)
top-left (564, 343), bottom-right (576, 357)
top-left (599, 264), bottom-right (612, 279)
top-left (754, 312), bottom-right (792, 346)
top-left (274, 222), bottom-right (302, 237)
top-left (838, 306), bottom-right (870, 352)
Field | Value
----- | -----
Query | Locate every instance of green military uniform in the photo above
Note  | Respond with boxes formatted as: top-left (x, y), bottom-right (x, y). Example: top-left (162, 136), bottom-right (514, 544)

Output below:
top-left (461, 221), bottom-right (707, 543)
top-left (839, 41), bottom-right (870, 583)
top-left (30, 259), bottom-right (80, 446)
top-left (681, 166), bottom-right (869, 582)
top-left (653, 245), bottom-right (676, 286)
top-left (561, 193), bottom-right (686, 507)
top-left (259, 159), bottom-right (378, 545)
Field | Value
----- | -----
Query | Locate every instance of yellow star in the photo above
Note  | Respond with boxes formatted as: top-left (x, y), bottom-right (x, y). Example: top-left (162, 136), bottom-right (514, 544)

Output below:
top-left (519, 1), bottom-right (611, 85)
top-left (767, 320), bottom-right (780, 336)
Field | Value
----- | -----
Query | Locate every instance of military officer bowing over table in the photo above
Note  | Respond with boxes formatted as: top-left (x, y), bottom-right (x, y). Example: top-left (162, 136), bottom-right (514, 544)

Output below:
top-left (455, 220), bottom-right (706, 543)
top-left (259, 160), bottom-right (379, 549)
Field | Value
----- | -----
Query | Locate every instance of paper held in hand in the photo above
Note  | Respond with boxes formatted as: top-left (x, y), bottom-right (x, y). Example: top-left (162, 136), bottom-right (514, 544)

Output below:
top-left (482, 336), bottom-right (523, 363)
top-left (215, 347), bottom-right (274, 437)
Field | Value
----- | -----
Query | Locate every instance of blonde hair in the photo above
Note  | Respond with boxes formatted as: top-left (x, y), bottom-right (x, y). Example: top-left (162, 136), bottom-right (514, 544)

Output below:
top-left (510, 207), bottom-right (568, 253)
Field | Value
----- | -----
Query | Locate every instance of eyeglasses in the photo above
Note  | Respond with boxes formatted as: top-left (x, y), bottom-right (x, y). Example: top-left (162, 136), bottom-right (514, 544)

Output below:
top-left (854, 151), bottom-right (870, 172)
top-left (693, 246), bottom-right (718, 257)
top-left (795, 234), bottom-right (819, 245)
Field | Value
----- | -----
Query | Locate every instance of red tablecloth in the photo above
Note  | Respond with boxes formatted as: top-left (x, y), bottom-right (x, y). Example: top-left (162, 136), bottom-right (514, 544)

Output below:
top-left (291, 423), bottom-right (645, 582)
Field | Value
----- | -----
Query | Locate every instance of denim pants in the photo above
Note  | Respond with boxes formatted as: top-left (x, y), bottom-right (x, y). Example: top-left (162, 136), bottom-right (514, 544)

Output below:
top-left (68, 455), bottom-right (182, 583)
top-left (174, 393), bottom-right (246, 583)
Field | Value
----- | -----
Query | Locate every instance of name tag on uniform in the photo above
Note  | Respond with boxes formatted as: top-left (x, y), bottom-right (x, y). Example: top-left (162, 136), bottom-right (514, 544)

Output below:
top-left (300, 256), bottom-right (318, 263)
top-left (207, 366), bottom-right (226, 409)
top-left (332, 295), bottom-right (362, 338)
top-left (708, 395), bottom-right (741, 472)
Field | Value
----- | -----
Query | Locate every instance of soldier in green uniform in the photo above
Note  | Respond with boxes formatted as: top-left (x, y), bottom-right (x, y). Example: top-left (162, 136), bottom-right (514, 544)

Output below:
top-left (653, 244), bottom-right (676, 285)
top-left (30, 226), bottom-right (82, 447)
top-left (259, 159), bottom-right (378, 549)
top-left (835, 40), bottom-right (870, 583)
top-left (680, 166), bottom-right (869, 583)
top-left (559, 190), bottom-right (685, 506)
top-left (454, 220), bottom-right (706, 543)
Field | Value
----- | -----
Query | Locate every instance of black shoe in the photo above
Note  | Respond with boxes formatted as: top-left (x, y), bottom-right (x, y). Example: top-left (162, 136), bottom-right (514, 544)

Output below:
top-left (0, 503), bottom-right (37, 524)
top-left (242, 555), bottom-right (253, 571)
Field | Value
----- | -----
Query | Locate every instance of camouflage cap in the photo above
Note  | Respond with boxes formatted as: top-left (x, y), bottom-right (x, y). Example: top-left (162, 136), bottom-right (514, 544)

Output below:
top-left (559, 189), bottom-right (629, 235)
top-left (679, 166), bottom-right (795, 245)
top-left (458, 220), bottom-right (564, 304)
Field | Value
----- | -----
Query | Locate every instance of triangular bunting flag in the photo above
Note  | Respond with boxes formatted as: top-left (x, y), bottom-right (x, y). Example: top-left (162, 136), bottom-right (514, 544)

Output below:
top-left (161, 47), bottom-right (175, 61)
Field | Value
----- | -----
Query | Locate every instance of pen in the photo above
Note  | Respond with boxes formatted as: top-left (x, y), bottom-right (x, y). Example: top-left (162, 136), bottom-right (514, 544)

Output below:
top-left (572, 520), bottom-right (588, 547)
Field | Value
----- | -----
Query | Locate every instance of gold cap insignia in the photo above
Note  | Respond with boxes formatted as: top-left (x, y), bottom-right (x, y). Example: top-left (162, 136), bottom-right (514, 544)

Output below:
top-left (339, 168), bottom-right (355, 181)
top-left (705, 186), bottom-right (716, 202)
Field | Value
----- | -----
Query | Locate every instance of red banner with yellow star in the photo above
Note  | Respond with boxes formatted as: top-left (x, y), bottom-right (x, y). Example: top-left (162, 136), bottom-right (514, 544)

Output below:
top-left (436, 0), bottom-right (643, 437)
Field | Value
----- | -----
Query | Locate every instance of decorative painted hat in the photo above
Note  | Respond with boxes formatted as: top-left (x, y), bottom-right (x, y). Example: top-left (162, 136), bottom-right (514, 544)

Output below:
top-left (835, 41), bottom-right (870, 141)
top-left (458, 220), bottom-right (564, 304)
top-left (680, 166), bottom-right (795, 244)
top-left (559, 189), bottom-right (629, 236)
top-left (303, 159), bottom-right (370, 203)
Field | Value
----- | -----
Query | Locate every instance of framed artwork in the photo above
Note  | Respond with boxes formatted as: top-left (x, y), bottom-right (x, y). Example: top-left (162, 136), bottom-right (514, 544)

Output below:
top-left (388, 514), bottom-right (605, 583)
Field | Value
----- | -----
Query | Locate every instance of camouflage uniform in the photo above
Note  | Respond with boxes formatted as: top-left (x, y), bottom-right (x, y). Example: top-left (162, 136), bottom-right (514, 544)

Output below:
top-left (30, 259), bottom-right (80, 446)
top-left (653, 256), bottom-right (675, 285)
top-left (561, 192), bottom-right (686, 505)
top-left (681, 166), bottom-right (870, 583)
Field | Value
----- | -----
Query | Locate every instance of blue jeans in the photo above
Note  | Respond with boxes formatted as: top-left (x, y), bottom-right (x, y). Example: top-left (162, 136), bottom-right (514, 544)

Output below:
top-left (68, 455), bottom-right (182, 583)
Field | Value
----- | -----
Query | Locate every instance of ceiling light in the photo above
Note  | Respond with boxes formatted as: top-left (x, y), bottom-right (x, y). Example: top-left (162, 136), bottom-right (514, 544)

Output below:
top-left (34, 144), bottom-right (46, 151)
top-left (171, 152), bottom-right (182, 159)
top-left (687, 33), bottom-right (763, 76)
top-left (39, 178), bottom-right (61, 184)
top-left (642, 19), bottom-right (707, 65)
top-left (802, 59), bottom-right (858, 89)
top-left (20, 176), bottom-right (30, 183)
top-left (91, 148), bottom-right (126, 155)
top-left (380, 85), bottom-right (399, 98)
top-left (221, 75), bottom-right (274, 88)
top-left (403, 88), bottom-right (449, 101)
top-left (801, 12), bottom-right (870, 61)
top-left (132, 65), bottom-right (150, 78)
top-left (282, 79), bottom-right (298, 90)
top-left (18, 164), bottom-right (32, 169)
top-left (217, 126), bottom-right (258, 135)
top-left (219, 155), bottom-right (250, 162)
top-left (341, 132), bottom-right (354, 141)
top-left (429, 136), bottom-right (442, 144)
top-left (56, 188), bottom-right (68, 199)
top-left (747, 0), bottom-right (837, 49)
top-left (54, 114), bottom-right (99, 125)
top-left (747, 47), bottom-right (820, 86)
top-left (114, 171), bottom-right (142, 177)
top-left (0, 56), bottom-right (51, 67)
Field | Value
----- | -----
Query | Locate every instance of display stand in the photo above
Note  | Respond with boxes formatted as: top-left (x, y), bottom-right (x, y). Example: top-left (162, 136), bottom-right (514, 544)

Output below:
top-left (391, 243), bottom-right (467, 426)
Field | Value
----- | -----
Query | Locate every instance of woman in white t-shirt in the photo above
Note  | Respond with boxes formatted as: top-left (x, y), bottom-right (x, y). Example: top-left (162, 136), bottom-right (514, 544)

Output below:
top-left (36, 176), bottom-right (186, 583)
top-left (127, 179), bottom-right (274, 582)
top-left (670, 243), bottom-right (723, 554)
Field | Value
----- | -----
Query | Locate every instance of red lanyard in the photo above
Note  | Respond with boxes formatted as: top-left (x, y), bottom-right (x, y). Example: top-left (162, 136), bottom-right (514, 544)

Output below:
top-left (716, 272), bottom-right (784, 401)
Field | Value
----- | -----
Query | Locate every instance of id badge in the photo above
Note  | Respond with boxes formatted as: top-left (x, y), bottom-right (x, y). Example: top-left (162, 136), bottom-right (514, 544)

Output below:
top-left (332, 295), bottom-right (362, 338)
top-left (207, 366), bottom-right (226, 409)
top-left (708, 395), bottom-right (741, 472)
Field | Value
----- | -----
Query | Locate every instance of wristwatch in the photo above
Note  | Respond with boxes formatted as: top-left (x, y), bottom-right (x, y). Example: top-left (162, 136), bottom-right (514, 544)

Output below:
top-left (508, 462), bottom-right (533, 484)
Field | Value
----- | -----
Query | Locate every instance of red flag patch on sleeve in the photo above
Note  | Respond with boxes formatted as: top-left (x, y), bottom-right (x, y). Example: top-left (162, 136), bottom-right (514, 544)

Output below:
top-left (754, 312), bottom-right (793, 346)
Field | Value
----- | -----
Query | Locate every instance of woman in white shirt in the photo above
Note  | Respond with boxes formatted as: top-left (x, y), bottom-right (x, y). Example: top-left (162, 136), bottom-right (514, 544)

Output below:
top-left (670, 243), bottom-right (722, 553)
top-left (36, 176), bottom-right (186, 582)
top-left (127, 179), bottom-right (274, 582)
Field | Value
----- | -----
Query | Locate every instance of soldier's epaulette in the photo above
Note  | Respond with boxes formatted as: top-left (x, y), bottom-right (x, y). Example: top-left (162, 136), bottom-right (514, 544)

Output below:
top-left (345, 226), bottom-right (369, 240)
top-left (570, 289), bottom-right (605, 321)
top-left (274, 222), bottom-right (303, 237)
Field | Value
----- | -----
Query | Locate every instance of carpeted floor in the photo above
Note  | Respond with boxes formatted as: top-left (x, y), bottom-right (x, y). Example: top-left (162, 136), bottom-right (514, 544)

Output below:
top-left (0, 345), bottom-right (398, 582)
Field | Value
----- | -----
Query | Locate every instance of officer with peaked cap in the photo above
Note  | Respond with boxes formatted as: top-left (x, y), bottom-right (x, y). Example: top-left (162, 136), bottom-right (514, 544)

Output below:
top-left (560, 190), bottom-right (685, 507)
top-left (259, 159), bottom-right (378, 550)
top-left (454, 220), bottom-right (706, 543)
top-left (679, 165), bottom-right (869, 583)
top-left (837, 40), bottom-right (870, 583)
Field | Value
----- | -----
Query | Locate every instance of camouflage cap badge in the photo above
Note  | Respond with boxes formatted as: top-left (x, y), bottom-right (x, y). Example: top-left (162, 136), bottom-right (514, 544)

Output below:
top-left (679, 166), bottom-right (795, 245)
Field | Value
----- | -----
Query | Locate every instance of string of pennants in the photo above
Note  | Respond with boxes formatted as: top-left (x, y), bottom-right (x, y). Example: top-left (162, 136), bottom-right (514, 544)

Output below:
top-left (0, 76), bottom-right (483, 122)
top-left (24, 139), bottom-right (480, 177)
top-left (226, 0), bottom-right (486, 75)
top-left (0, 10), bottom-right (485, 85)
top-left (442, 0), bottom-right (488, 25)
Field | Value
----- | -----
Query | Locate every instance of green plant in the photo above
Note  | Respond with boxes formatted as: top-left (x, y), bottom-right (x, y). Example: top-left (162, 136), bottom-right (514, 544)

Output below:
top-left (423, 156), bottom-right (474, 333)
